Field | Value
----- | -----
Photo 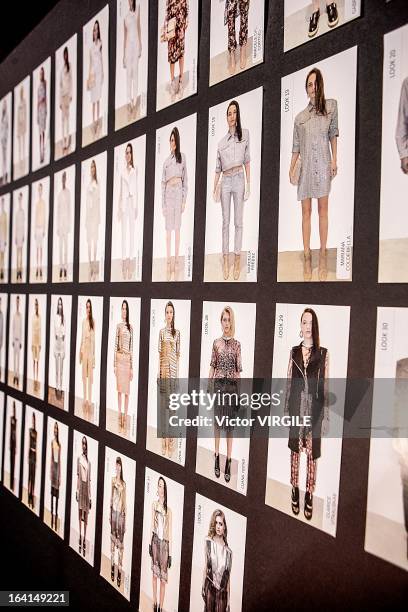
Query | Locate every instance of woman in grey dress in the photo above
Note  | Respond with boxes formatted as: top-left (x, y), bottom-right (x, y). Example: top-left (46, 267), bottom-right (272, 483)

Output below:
top-left (289, 68), bottom-right (338, 281)
top-left (76, 435), bottom-right (91, 557)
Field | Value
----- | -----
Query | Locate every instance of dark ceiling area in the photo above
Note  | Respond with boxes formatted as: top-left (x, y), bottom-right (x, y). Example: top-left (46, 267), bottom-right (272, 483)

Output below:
top-left (0, 0), bottom-right (60, 63)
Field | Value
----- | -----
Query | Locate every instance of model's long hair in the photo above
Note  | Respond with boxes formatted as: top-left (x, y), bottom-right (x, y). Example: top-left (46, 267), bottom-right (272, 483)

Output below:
top-left (90, 159), bottom-right (98, 183)
top-left (82, 436), bottom-right (88, 458)
top-left (129, 0), bottom-right (136, 11)
top-left (170, 127), bottom-right (182, 164)
top-left (122, 300), bottom-right (130, 332)
top-left (86, 299), bottom-right (94, 331)
top-left (93, 20), bottom-right (101, 44)
top-left (54, 421), bottom-right (60, 445)
top-left (165, 301), bottom-right (176, 338)
top-left (63, 46), bottom-right (70, 72)
top-left (220, 305), bottom-right (235, 338)
top-left (227, 100), bottom-right (242, 142)
top-left (158, 476), bottom-right (168, 514)
top-left (57, 297), bottom-right (64, 326)
top-left (305, 68), bottom-right (327, 116)
top-left (301, 307), bottom-right (320, 350)
top-left (126, 143), bottom-right (134, 168)
top-left (208, 509), bottom-right (228, 545)
top-left (116, 456), bottom-right (124, 482)
top-left (32, 411), bottom-right (36, 429)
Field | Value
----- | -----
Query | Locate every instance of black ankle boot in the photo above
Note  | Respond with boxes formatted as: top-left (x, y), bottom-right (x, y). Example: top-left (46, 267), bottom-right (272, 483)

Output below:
top-left (224, 457), bottom-right (231, 483)
top-left (214, 454), bottom-right (220, 478)
top-left (291, 486), bottom-right (300, 515)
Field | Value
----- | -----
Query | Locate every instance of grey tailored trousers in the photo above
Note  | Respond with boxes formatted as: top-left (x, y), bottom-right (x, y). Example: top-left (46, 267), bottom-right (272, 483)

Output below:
top-left (220, 170), bottom-right (245, 255)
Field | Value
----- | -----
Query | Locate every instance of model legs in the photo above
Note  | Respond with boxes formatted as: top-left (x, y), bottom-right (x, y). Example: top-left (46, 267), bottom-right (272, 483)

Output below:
top-left (59, 234), bottom-right (68, 278)
top-left (317, 196), bottom-right (328, 281)
top-left (10, 449), bottom-right (15, 491)
top-left (238, 0), bottom-right (249, 69)
top-left (14, 347), bottom-right (20, 385)
top-left (17, 247), bottom-right (22, 279)
top-left (0, 250), bottom-right (4, 278)
top-left (232, 173), bottom-right (244, 256)
top-left (401, 465), bottom-right (408, 536)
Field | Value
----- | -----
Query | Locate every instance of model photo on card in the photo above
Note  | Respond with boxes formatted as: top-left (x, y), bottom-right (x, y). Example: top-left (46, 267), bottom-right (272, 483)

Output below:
top-left (106, 297), bottom-right (140, 442)
top-left (115, 0), bottom-right (148, 130)
top-left (139, 467), bottom-right (184, 612)
top-left (0, 92), bottom-right (12, 186)
top-left (365, 307), bottom-right (408, 572)
top-left (69, 430), bottom-right (99, 566)
top-left (3, 397), bottom-right (23, 497)
top-left (209, 0), bottom-right (264, 86)
top-left (100, 447), bottom-right (136, 600)
top-left (48, 295), bottom-right (72, 411)
top-left (0, 392), bottom-right (4, 478)
top-left (0, 194), bottom-right (10, 284)
top-left (79, 152), bottom-right (107, 283)
top-left (197, 301), bottom-right (255, 493)
top-left (8, 294), bottom-right (26, 391)
top-left (146, 299), bottom-right (190, 465)
top-left (279, 46), bottom-right (357, 282)
top-left (284, 0), bottom-right (361, 52)
top-left (30, 177), bottom-right (49, 283)
top-left (13, 76), bottom-right (30, 180)
top-left (32, 58), bottom-right (51, 171)
top-left (44, 418), bottom-right (68, 538)
top-left (74, 295), bottom-right (103, 426)
top-left (205, 88), bottom-right (262, 282)
top-left (11, 186), bottom-right (29, 284)
top-left (379, 24), bottom-right (408, 282)
top-left (111, 137), bottom-right (146, 282)
top-left (26, 294), bottom-right (47, 400)
top-left (266, 303), bottom-right (350, 536)
top-left (52, 165), bottom-right (75, 283)
top-left (152, 114), bottom-right (196, 282)
top-left (82, 5), bottom-right (109, 146)
top-left (0, 293), bottom-right (8, 382)
top-left (156, 0), bottom-right (198, 111)
top-left (21, 406), bottom-right (43, 516)
top-left (55, 34), bottom-right (77, 160)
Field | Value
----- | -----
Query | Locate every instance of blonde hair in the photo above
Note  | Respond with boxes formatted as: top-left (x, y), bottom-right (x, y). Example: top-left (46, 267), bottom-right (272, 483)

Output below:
top-left (220, 305), bottom-right (235, 338)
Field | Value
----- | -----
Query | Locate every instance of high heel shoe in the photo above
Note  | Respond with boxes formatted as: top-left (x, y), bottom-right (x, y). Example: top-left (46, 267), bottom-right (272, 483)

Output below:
top-left (304, 491), bottom-right (313, 520)
top-left (214, 453), bottom-right (220, 478)
top-left (303, 250), bottom-right (312, 281)
top-left (78, 536), bottom-right (82, 554)
top-left (117, 570), bottom-right (121, 588)
top-left (318, 248), bottom-right (327, 281)
top-left (223, 255), bottom-right (229, 280)
top-left (291, 486), bottom-right (300, 515)
top-left (111, 564), bottom-right (115, 581)
top-left (224, 457), bottom-right (231, 483)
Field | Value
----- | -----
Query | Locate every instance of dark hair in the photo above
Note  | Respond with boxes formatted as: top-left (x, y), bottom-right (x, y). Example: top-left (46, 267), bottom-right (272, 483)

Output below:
top-left (305, 68), bottom-right (327, 116)
top-left (90, 159), bottom-right (98, 183)
top-left (130, 0), bottom-right (136, 11)
top-left (301, 308), bottom-right (320, 350)
top-left (86, 299), bottom-right (94, 331)
top-left (208, 509), bottom-right (228, 545)
top-left (125, 143), bottom-right (134, 168)
top-left (116, 456), bottom-right (124, 482)
top-left (82, 435), bottom-right (88, 457)
top-left (57, 297), bottom-right (64, 326)
top-left (32, 411), bottom-right (36, 428)
top-left (93, 20), bottom-right (101, 45)
top-left (54, 421), bottom-right (59, 444)
top-left (122, 300), bottom-right (130, 332)
top-left (170, 127), bottom-right (182, 164)
top-left (165, 301), bottom-right (176, 338)
top-left (63, 46), bottom-right (70, 72)
top-left (227, 100), bottom-right (242, 141)
top-left (158, 476), bottom-right (168, 514)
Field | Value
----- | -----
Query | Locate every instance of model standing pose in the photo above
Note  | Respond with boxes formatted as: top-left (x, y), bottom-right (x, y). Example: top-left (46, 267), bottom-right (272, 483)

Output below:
top-left (27, 412), bottom-right (37, 509)
top-left (50, 421), bottom-right (61, 531)
top-left (213, 100), bottom-right (250, 281)
top-left (396, 76), bottom-right (408, 175)
top-left (37, 66), bottom-right (47, 164)
top-left (202, 509), bottom-right (232, 612)
top-left (79, 299), bottom-right (95, 413)
top-left (149, 476), bottom-right (172, 612)
top-left (9, 402), bottom-right (17, 492)
top-left (0, 98), bottom-right (9, 184)
top-left (31, 298), bottom-right (41, 393)
top-left (289, 68), bottom-right (338, 281)
top-left (225, 0), bottom-right (250, 75)
top-left (118, 143), bottom-right (138, 280)
top-left (158, 301), bottom-right (180, 458)
top-left (76, 436), bottom-right (92, 557)
top-left (208, 306), bottom-right (242, 483)
top-left (285, 308), bottom-right (329, 520)
top-left (12, 296), bottom-right (22, 387)
top-left (54, 297), bottom-right (65, 400)
top-left (0, 297), bottom-right (3, 375)
top-left (34, 182), bottom-right (46, 279)
top-left (123, 0), bottom-right (142, 119)
top-left (59, 46), bottom-right (73, 155)
top-left (308, 1), bottom-right (339, 38)
top-left (161, 0), bottom-right (189, 100)
top-left (110, 456), bottom-right (127, 588)
top-left (114, 300), bottom-right (133, 432)
top-left (0, 197), bottom-right (7, 280)
top-left (87, 20), bottom-right (104, 138)
top-left (161, 127), bottom-right (188, 281)
top-left (56, 171), bottom-right (71, 280)
top-left (86, 160), bottom-right (101, 281)
top-left (17, 85), bottom-right (27, 173)
top-left (394, 358), bottom-right (408, 559)
top-left (14, 192), bottom-right (25, 281)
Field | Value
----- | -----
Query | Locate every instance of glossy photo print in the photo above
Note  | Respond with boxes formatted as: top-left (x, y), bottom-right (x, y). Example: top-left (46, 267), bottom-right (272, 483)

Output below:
top-left (365, 307), bottom-right (408, 572)
top-left (0, 293), bottom-right (8, 382)
top-left (111, 137), bottom-right (146, 283)
top-left (115, 0), bottom-right (148, 130)
top-left (43, 417), bottom-right (68, 538)
top-left (152, 114), bottom-right (196, 282)
top-left (379, 24), bottom-right (408, 282)
top-left (284, 0), bottom-right (361, 52)
top-left (69, 430), bottom-right (99, 566)
top-left (190, 493), bottom-right (247, 612)
top-left (0, 92), bottom-right (12, 186)
top-left (52, 164), bottom-right (75, 283)
top-left (209, 0), bottom-right (264, 86)
top-left (26, 294), bottom-right (47, 400)
top-left (29, 177), bottom-right (49, 284)
top-left (278, 46), bottom-right (357, 282)
top-left (48, 294), bottom-right (72, 412)
top-left (7, 293), bottom-right (26, 392)
top-left (197, 301), bottom-right (256, 494)
top-left (32, 57), bottom-right (51, 171)
top-left (3, 396), bottom-right (23, 497)
top-left (82, 4), bottom-right (109, 147)
top-left (265, 303), bottom-right (350, 536)
top-left (139, 468), bottom-right (184, 612)
top-left (55, 34), bottom-right (77, 160)
top-left (74, 295), bottom-right (103, 426)
top-left (79, 151), bottom-right (107, 283)
top-left (0, 193), bottom-right (10, 284)
top-left (106, 296), bottom-right (141, 442)
top-left (13, 75), bottom-right (30, 181)
top-left (11, 186), bottom-right (29, 284)
top-left (204, 88), bottom-right (263, 282)
top-left (156, 0), bottom-right (198, 111)
top-left (146, 298), bottom-right (191, 466)
top-left (21, 405), bottom-right (43, 516)
top-left (100, 447), bottom-right (136, 600)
